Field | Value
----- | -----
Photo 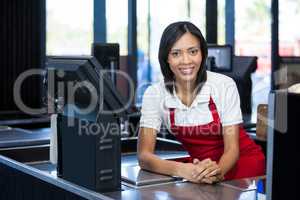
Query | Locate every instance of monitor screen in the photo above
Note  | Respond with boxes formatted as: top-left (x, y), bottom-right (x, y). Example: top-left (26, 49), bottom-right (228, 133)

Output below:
top-left (46, 56), bottom-right (128, 120)
top-left (92, 43), bottom-right (119, 85)
top-left (92, 43), bottom-right (119, 70)
top-left (207, 44), bottom-right (232, 72)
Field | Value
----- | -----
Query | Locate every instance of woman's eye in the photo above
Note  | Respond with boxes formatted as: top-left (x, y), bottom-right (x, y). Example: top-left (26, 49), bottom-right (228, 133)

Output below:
top-left (171, 51), bottom-right (180, 57)
top-left (189, 49), bottom-right (199, 55)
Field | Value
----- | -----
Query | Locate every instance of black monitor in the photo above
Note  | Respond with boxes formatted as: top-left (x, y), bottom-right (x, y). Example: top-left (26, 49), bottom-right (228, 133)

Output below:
top-left (47, 56), bottom-right (128, 118)
top-left (46, 56), bottom-right (128, 192)
top-left (210, 56), bottom-right (257, 124)
top-left (207, 44), bottom-right (232, 72)
top-left (266, 91), bottom-right (298, 200)
top-left (92, 43), bottom-right (119, 85)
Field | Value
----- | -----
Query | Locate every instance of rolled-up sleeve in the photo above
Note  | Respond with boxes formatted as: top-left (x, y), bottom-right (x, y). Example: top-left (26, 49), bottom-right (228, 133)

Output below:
top-left (221, 80), bottom-right (243, 126)
top-left (139, 85), bottom-right (162, 131)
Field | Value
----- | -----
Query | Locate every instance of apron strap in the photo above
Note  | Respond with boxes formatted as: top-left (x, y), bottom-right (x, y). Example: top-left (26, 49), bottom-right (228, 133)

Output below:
top-left (209, 96), bottom-right (221, 123)
top-left (169, 96), bottom-right (221, 128)
top-left (169, 108), bottom-right (175, 126)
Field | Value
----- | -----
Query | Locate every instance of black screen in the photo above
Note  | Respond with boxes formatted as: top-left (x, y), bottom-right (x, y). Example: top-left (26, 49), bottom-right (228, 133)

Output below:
top-left (207, 44), bottom-right (232, 72)
top-left (47, 56), bottom-right (128, 119)
top-left (92, 43), bottom-right (119, 85)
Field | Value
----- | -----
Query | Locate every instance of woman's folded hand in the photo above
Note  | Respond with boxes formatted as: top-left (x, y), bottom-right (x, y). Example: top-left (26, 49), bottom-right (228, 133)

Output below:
top-left (192, 158), bottom-right (224, 184)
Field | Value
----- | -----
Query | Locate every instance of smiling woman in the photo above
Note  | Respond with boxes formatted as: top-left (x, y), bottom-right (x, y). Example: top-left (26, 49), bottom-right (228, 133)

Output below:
top-left (137, 21), bottom-right (266, 184)
top-left (168, 33), bottom-right (202, 85)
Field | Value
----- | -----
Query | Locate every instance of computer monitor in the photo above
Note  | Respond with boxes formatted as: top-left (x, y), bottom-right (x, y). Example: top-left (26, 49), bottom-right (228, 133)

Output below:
top-left (207, 44), bottom-right (232, 72)
top-left (47, 56), bottom-right (128, 118)
top-left (47, 56), bottom-right (129, 192)
top-left (210, 56), bottom-right (257, 124)
top-left (92, 43), bottom-right (119, 85)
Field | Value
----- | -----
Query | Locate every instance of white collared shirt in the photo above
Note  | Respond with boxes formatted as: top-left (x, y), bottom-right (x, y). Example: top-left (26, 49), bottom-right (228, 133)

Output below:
top-left (139, 71), bottom-right (243, 132)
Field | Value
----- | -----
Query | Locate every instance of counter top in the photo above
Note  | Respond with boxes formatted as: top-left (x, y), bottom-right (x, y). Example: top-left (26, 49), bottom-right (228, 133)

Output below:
top-left (0, 151), bottom-right (266, 200)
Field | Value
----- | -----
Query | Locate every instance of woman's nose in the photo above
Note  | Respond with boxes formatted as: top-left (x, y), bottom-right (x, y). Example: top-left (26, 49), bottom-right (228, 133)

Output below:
top-left (181, 52), bottom-right (192, 64)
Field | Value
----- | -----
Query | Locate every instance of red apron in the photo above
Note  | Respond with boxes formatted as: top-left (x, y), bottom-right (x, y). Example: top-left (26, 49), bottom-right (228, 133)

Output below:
top-left (169, 96), bottom-right (265, 180)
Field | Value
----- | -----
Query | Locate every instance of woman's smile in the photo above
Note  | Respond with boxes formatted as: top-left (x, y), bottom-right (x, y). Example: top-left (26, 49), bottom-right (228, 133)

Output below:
top-left (178, 66), bottom-right (195, 75)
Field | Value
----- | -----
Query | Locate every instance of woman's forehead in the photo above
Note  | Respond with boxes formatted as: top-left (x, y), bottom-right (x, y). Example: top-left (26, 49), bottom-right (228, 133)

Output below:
top-left (171, 32), bottom-right (200, 50)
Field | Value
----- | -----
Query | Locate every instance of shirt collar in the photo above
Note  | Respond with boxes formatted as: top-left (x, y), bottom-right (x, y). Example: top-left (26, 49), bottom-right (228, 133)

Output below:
top-left (163, 83), bottom-right (210, 109)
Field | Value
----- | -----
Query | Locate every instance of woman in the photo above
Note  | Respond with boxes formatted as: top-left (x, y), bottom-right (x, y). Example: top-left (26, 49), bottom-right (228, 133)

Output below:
top-left (137, 21), bottom-right (265, 184)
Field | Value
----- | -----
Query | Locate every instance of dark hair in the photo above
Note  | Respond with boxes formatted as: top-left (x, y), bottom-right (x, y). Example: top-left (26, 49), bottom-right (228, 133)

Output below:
top-left (158, 21), bottom-right (207, 95)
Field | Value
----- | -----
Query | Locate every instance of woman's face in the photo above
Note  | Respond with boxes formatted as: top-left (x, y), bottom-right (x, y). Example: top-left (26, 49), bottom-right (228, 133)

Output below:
top-left (167, 32), bottom-right (202, 85)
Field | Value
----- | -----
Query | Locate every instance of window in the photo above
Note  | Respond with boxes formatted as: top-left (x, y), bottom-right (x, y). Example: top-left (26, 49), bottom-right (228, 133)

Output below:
top-left (190, 0), bottom-right (206, 37)
top-left (235, 0), bottom-right (271, 121)
top-left (218, 0), bottom-right (226, 44)
top-left (106, 0), bottom-right (128, 55)
top-left (136, 0), bottom-right (150, 105)
top-left (46, 0), bottom-right (93, 55)
top-left (279, 0), bottom-right (300, 56)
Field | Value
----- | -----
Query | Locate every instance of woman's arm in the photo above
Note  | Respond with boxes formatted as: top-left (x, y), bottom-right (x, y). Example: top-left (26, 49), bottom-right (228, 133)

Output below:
top-left (137, 127), bottom-right (209, 182)
top-left (217, 81), bottom-right (241, 175)
top-left (137, 127), bottom-right (181, 176)
top-left (217, 124), bottom-right (240, 177)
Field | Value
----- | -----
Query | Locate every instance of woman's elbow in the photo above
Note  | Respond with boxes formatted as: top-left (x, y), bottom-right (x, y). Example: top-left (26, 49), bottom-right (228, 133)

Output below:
top-left (138, 152), bottom-right (152, 169)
